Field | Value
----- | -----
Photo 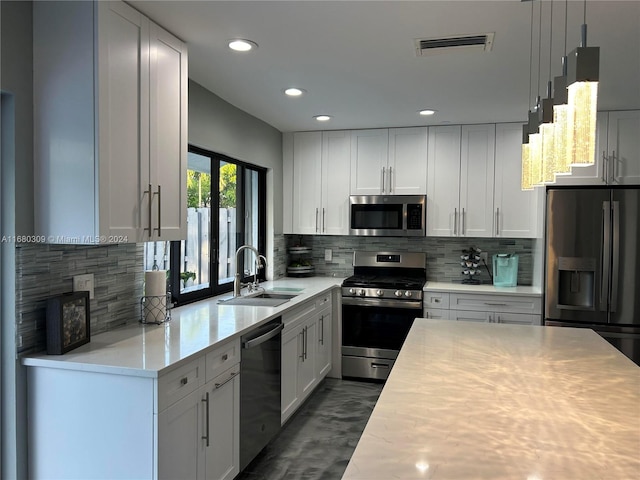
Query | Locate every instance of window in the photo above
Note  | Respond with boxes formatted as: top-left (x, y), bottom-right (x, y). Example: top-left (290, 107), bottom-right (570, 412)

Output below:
top-left (144, 146), bottom-right (266, 306)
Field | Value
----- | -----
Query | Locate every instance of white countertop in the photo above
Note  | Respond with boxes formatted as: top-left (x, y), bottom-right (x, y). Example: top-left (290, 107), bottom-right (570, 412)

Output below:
top-left (343, 319), bottom-right (640, 480)
top-left (22, 277), bottom-right (343, 377)
top-left (424, 281), bottom-right (541, 296)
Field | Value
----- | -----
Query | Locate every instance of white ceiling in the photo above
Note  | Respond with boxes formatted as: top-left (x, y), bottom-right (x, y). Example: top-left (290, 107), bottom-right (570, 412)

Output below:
top-left (129, 0), bottom-right (640, 133)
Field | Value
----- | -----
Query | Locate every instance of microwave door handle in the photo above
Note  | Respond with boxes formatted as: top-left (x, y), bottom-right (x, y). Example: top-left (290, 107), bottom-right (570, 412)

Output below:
top-left (610, 201), bottom-right (620, 312)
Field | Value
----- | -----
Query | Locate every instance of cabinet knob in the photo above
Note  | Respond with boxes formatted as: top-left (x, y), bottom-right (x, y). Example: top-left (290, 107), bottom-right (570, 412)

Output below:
top-left (180, 377), bottom-right (188, 386)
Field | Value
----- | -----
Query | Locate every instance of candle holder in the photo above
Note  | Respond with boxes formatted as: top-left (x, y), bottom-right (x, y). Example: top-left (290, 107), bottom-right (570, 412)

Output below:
top-left (140, 293), bottom-right (172, 325)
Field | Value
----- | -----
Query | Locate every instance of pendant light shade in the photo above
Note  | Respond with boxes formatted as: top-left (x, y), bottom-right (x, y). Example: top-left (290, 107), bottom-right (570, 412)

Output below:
top-left (567, 25), bottom-right (600, 166)
top-left (529, 110), bottom-right (544, 186)
top-left (552, 73), bottom-right (571, 175)
top-left (540, 87), bottom-right (556, 184)
top-left (521, 125), bottom-right (533, 191)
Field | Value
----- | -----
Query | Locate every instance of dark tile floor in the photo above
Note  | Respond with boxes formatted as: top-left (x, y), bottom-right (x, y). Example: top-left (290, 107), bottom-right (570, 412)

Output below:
top-left (236, 378), bottom-right (383, 480)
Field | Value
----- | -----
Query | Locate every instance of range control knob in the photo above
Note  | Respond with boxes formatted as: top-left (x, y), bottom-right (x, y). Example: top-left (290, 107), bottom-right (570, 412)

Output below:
top-left (376, 289), bottom-right (384, 297)
top-left (394, 290), bottom-right (403, 297)
top-left (404, 291), bottom-right (413, 298)
top-left (358, 289), bottom-right (366, 297)
top-left (348, 288), bottom-right (356, 295)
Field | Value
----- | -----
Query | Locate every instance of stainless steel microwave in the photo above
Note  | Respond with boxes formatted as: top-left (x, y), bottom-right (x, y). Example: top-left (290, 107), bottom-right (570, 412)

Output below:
top-left (349, 195), bottom-right (426, 236)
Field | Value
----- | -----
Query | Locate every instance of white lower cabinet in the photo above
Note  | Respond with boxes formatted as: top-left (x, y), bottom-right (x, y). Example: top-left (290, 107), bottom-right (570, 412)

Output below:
top-left (281, 293), bottom-right (332, 425)
top-left (423, 291), bottom-right (542, 326)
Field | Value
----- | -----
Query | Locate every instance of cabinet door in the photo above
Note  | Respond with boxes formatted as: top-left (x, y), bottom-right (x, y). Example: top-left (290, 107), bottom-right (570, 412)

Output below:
top-left (322, 131), bottom-right (351, 234)
top-left (388, 127), bottom-right (427, 195)
top-left (293, 132), bottom-right (323, 234)
top-left (149, 22), bottom-right (188, 241)
top-left (97, 1), bottom-right (149, 241)
top-left (158, 387), bottom-right (206, 480)
top-left (281, 326), bottom-right (302, 424)
top-left (609, 110), bottom-right (640, 185)
top-left (493, 312), bottom-right (541, 325)
top-left (449, 310), bottom-right (490, 322)
top-left (494, 123), bottom-right (538, 238)
top-left (427, 126), bottom-right (462, 236)
top-left (206, 370), bottom-right (240, 480)
top-left (316, 309), bottom-right (332, 378)
top-left (299, 318), bottom-right (318, 400)
top-left (460, 124), bottom-right (495, 237)
top-left (350, 129), bottom-right (389, 195)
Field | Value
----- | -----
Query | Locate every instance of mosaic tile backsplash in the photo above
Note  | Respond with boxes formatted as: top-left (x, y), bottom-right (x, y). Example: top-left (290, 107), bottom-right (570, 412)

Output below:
top-left (284, 235), bottom-right (534, 285)
top-left (16, 243), bottom-right (144, 354)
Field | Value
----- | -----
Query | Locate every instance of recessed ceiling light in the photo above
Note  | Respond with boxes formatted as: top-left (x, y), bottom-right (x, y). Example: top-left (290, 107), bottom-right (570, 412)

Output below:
top-left (419, 109), bottom-right (437, 116)
top-left (228, 39), bottom-right (258, 52)
top-left (284, 88), bottom-right (306, 97)
top-left (314, 115), bottom-right (332, 122)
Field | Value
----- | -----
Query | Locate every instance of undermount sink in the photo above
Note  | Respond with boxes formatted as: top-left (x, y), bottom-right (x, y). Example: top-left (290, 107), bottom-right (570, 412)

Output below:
top-left (218, 291), bottom-right (299, 307)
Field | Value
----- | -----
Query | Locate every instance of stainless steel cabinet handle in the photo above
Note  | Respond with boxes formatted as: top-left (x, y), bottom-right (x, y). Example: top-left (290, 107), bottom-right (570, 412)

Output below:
top-left (315, 208), bottom-right (319, 233)
top-left (299, 330), bottom-right (305, 361)
top-left (221, 354), bottom-right (228, 361)
top-left (484, 302), bottom-right (507, 306)
top-left (319, 315), bottom-right (324, 345)
top-left (214, 370), bottom-right (238, 389)
top-left (154, 185), bottom-right (162, 237)
top-left (180, 377), bottom-right (188, 386)
top-left (202, 392), bottom-right (210, 447)
top-left (371, 363), bottom-right (390, 369)
top-left (611, 201), bottom-right (620, 312)
top-left (453, 208), bottom-right (458, 235)
top-left (304, 326), bottom-right (308, 360)
top-left (601, 151), bottom-right (608, 183)
top-left (145, 184), bottom-right (152, 238)
top-left (462, 208), bottom-right (466, 236)
top-left (388, 166), bottom-right (393, 193)
top-left (322, 208), bottom-right (326, 233)
top-left (488, 315), bottom-right (493, 323)
top-left (496, 208), bottom-right (500, 236)
top-left (611, 150), bottom-right (619, 183)
top-left (381, 167), bottom-right (386, 193)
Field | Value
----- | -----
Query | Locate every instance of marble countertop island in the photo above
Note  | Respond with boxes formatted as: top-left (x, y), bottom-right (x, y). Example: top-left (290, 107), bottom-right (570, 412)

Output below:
top-left (342, 319), bottom-right (640, 480)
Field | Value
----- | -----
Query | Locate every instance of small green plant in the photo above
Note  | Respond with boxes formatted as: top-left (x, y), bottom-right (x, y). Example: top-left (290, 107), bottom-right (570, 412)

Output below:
top-left (180, 271), bottom-right (196, 283)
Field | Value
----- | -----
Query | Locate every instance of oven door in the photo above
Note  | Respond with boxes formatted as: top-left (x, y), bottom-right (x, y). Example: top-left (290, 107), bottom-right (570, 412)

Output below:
top-left (342, 298), bottom-right (421, 379)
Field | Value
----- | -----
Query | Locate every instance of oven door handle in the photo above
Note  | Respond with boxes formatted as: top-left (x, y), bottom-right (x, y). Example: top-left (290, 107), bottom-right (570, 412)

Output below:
top-left (341, 297), bottom-right (423, 310)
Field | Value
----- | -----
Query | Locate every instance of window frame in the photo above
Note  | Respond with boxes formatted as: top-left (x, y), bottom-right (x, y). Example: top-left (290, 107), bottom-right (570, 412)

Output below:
top-left (170, 145), bottom-right (267, 306)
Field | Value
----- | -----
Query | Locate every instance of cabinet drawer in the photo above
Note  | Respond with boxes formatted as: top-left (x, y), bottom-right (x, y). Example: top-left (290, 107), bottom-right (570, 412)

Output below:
top-left (423, 292), bottom-right (450, 309)
top-left (450, 309), bottom-right (489, 322)
top-left (423, 308), bottom-right (450, 320)
top-left (206, 338), bottom-right (241, 382)
top-left (450, 294), bottom-right (541, 315)
top-left (315, 293), bottom-right (331, 312)
top-left (158, 357), bottom-right (204, 412)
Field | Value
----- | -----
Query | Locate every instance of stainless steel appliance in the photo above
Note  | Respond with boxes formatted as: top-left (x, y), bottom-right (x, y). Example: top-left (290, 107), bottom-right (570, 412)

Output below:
top-left (342, 251), bottom-right (426, 380)
top-left (349, 195), bottom-right (426, 236)
top-left (545, 187), bottom-right (640, 365)
top-left (239, 318), bottom-right (284, 471)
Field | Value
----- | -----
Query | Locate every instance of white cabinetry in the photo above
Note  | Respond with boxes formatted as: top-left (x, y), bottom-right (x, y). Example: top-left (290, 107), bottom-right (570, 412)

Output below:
top-left (33, 0), bottom-right (187, 243)
top-left (350, 128), bottom-right (427, 195)
top-left (290, 131), bottom-right (351, 235)
top-left (281, 293), bottom-right (332, 424)
top-left (494, 123), bottom-right (539, 238)
top-left (555, 110), bottom-right (640, 186)
top-left (427, 124), bottom-right (495, 237)
top-left (423, 291), bottom-right (542, 325)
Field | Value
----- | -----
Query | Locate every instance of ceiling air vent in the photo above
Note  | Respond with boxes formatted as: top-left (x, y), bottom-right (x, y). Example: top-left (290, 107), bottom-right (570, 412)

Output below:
top-left (414, 33), bottom-right (495, 56)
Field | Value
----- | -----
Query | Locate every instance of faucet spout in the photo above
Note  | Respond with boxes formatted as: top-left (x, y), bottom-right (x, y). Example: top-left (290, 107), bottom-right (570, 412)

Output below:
top-left (233, 245), bottom-right (263, 297)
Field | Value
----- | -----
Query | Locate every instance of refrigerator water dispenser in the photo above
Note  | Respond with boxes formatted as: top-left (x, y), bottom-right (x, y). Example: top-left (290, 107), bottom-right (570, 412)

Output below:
top-left (492, 254), bottom-right (519, 287)
top-left (557, 257), bottom-right (596, 309)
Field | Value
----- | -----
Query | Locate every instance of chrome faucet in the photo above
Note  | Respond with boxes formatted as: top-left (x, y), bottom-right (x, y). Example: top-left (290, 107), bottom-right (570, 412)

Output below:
top-left (233, 245), bottom-right (266, 297)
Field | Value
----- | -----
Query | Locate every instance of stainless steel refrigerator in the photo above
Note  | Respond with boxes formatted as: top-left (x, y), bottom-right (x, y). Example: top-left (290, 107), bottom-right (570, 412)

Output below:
top-left (545, 187), bottom-right (640, 365)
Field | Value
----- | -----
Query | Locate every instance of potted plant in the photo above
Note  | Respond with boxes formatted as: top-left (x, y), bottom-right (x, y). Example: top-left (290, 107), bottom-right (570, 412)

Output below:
top-left (180, 271), bottom-right (196, 288)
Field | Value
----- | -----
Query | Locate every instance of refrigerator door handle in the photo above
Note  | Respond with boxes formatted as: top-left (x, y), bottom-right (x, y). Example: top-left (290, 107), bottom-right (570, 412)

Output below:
top-left (610, 201), bottom-right (620, 312)
top-left (600, 201), bottom-right (611, 312)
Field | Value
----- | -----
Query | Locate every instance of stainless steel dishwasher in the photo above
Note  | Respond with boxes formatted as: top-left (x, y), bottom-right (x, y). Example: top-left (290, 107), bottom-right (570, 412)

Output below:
top-left (239, 318), bottom-right (284, 471)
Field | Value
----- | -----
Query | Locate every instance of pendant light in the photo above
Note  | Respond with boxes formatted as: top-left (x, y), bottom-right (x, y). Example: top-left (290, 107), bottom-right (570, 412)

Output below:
top-left (553, 0), bottom-right (571, 176)
top-left (567, 0), bottom-right (600, 166)
top-left (541, 0), bottom-right (556, 184)
top-left (529, 0), bottom-right (544, 187)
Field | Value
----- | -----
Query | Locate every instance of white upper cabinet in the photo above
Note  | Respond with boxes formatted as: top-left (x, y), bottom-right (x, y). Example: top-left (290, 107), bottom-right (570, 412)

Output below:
top-left (350, 129), bottom-right (390, 195)
top-left (350, 128), bottom-right (427, 195)
top-left (427, 124), bottom-right (495, 237)
top-left (290, 131), bottom-right (351, 235)
top-left (494, 123), bottom-right (538, 238)
top-left (387, 127), bottom-right (428, 195)
top-left (34, 0), bottom-right (187, 244)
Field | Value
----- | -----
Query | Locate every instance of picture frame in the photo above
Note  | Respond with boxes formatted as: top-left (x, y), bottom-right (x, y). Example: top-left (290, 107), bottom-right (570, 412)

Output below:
top-left (46, 291), bottom-right (90, 355)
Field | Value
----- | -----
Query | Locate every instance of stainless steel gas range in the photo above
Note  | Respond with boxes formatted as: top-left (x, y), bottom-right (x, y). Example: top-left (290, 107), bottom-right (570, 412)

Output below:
top-left (341, 251), bottom-right (426, 381)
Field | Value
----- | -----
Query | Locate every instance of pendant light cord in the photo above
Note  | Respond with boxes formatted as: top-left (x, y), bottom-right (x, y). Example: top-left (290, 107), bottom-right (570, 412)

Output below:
top-left (528, 0), bottom-right (534, 110)
top-left (536, 0), bottom-right (542, 108)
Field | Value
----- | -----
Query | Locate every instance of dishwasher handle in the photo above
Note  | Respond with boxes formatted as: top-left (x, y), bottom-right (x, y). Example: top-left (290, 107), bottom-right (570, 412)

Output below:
top-left (242, 322), bottom-right (284, 349)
